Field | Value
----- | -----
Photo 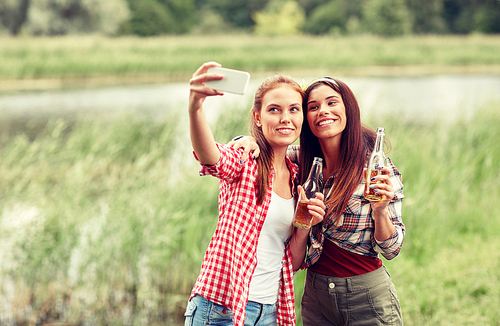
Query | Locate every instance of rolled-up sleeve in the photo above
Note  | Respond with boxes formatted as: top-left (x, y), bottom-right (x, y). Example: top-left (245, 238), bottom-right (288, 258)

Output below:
top-left (373, 160), bottom-right (405, 260)
top-left (194, 143), bottom-right (243, 182)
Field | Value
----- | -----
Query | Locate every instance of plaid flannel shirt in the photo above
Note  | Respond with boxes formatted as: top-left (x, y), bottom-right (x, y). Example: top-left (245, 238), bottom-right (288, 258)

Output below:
top-left (191, 143), bottom-right (298, 326)
top-left (304, 157), bottom-right (405, 268)
top-left (286, 146), bottom-right (405, 268)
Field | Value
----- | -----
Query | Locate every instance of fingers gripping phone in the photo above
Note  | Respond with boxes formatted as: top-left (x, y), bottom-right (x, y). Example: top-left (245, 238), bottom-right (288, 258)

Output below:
top-left (205, 67), bottom-right (250, 95)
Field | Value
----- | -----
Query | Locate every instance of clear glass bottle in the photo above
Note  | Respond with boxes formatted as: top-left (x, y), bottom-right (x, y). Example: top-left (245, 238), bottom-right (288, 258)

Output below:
top-left (364, 127), bottom-right (386, 201)
top-left (293, 157), bottom-right (323, 229)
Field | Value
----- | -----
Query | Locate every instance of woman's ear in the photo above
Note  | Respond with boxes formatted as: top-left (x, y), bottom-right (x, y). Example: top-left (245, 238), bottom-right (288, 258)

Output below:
top-left (253, 111), bottom-right (262, 127)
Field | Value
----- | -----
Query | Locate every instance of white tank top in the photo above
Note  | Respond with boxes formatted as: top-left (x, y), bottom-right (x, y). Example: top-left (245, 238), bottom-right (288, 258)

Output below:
top-left (248, 191), bottom-right (295, 304)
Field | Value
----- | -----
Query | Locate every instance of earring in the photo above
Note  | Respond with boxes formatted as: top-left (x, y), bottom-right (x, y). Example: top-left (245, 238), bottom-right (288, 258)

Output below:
top-left (256, 121), bottom-right (262, 127)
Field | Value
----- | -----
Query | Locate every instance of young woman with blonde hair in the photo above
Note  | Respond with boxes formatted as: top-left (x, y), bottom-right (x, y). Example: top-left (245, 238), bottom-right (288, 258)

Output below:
top-left (184, 62), bottom-right (325, 326)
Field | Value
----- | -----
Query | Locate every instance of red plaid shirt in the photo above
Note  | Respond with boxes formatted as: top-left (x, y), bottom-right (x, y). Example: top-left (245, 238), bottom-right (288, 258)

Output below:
top-left (190, 143), bottom-right (297, 326)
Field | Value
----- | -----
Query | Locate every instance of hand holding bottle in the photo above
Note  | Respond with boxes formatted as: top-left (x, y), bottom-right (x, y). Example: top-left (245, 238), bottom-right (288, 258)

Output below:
top-left (364, 127), bottom-right (388, 201)
top-left (293, 157), bottom-right (324, 229)
top-left (363, 127), bottom-right (395, 211)
top-left (295, 185), bottom-right (325, 228)
top-left (365, 166), bottom-right (394, 211)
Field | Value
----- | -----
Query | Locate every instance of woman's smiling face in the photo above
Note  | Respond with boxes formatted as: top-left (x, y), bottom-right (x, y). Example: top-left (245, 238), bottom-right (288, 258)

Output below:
top-left (306, 84), bottom-right (347, 142)
top-left (253, 84), bottom-right (303, 150)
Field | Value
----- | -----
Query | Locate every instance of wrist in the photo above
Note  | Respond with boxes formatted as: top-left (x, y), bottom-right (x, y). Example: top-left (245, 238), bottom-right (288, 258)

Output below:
top-left (294, 227), bottom-right (311, 238)
top-left (371, 206), bottom-right (388, 220)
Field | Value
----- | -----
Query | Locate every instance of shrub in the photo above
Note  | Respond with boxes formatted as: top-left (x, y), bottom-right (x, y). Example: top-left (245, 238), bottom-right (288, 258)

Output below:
top-left (362, 0), bottom-right (412, 36)
top-left (253, 0), bottom-right (305, 36)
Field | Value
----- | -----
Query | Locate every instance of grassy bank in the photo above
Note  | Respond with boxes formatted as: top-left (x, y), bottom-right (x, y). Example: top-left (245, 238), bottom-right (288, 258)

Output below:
top-left (1, 95), bottom-right (499, 324)
top-left (1, 34), bottom-right (500, 92)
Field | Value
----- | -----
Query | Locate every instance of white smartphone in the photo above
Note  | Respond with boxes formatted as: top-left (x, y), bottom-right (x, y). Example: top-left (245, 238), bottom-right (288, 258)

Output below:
top-left (205, 67), bottom-right (250, 95)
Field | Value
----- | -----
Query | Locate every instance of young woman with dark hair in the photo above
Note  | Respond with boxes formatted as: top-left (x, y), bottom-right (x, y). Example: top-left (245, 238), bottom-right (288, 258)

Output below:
top-left (231, 77), bottom-right (405, 326)
top-left (297, 77), bottom-right (404, 326)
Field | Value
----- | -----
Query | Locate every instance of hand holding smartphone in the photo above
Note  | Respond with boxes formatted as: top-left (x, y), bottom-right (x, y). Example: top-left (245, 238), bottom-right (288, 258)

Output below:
top-left (205, 67), bottom-right (250, 95)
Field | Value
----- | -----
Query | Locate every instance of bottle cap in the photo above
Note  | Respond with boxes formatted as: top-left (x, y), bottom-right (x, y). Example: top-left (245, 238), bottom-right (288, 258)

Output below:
top-left (313, 157), bottom-right (323, 163)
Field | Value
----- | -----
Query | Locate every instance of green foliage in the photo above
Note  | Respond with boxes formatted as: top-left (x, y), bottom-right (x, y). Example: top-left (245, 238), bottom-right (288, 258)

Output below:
top-left (406, 0), bottom-right (447, 34)
top-left (442, 0), bottom-right (500, 34)
top-left (124, 0), bottom-right (195, 36)
top-left (473, 4), bottom-right (500, 34)
top-left (198, 0), bottom-right (268, 29)
top-left (190, 8), bottom-right (231, 35)
top-left (297, 0), bottom-right (330, 16)
top-left (253, 0), bottom-right (305, 36)
top-left (125, 0), bottom-right (176, 36)
top-left (23, 0), bottom-right (130, 36)
top-left (0, 0), bottom-right (29, 35)
top-left (157, 0), bottom-right (197, 33)
top-left (302, 0), bottom-right (366, 35)
top-left (303, 0), bottom-right (344, 34)
top-left (2, 0), bottom-right (500, 36)
top-left (362, 0), bottom-right (412, 36)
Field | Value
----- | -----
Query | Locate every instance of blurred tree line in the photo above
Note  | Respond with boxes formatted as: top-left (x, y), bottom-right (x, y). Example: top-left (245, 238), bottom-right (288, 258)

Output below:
top-left (0, 0), bottom-right (498, 37)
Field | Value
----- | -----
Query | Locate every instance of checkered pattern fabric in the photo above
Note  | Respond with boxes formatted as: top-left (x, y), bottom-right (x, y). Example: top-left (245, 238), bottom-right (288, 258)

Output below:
top-left (190, 143), bottom-right (298, 326)
top-left (305, 157), bottom-right (405, 268)
top-left (286, 146), bottom-right (405, 267)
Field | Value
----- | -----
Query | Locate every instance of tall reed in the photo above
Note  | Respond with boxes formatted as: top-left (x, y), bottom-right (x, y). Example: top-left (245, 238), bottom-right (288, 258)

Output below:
top-left (1, 98), bottom-right (499, 325)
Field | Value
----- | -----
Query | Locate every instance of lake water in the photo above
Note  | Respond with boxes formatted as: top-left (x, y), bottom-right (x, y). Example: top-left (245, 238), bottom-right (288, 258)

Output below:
top-left (1, 74), bottom-right (499, 124)
top-left (2, 74), bottom-right (499, 182)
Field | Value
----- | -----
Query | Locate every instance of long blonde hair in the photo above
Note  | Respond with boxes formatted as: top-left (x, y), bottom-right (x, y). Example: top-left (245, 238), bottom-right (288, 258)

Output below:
top-left (250, 75), bottom-right (304, 205)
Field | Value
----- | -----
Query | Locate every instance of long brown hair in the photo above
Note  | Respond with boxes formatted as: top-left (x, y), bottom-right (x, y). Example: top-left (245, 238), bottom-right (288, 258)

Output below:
top-left (250, 75), bottom-right (304, 205)
top-left (299, 78), bottom-right (376, 222)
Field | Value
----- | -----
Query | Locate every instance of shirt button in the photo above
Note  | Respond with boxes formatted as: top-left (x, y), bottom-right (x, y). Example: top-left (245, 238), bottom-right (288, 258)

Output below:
top-left (329, 282), bottom-right (335, 289)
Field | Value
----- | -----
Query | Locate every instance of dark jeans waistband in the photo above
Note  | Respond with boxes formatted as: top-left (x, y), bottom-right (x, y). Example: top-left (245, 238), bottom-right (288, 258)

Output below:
top-left (307, 265), bottom-right (391, 292)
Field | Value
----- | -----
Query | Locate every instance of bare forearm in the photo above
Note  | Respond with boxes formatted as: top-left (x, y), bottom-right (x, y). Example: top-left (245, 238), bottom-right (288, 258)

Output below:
top-left (289, 194), bottom-right (326, 271)
top-left (289, 228), bottom-right (310, 271)
top-left (372, 208), bottom-right (396, 242)
top-left (189, 108), bottom-right (220, 165)
top-left (188, 61), bottom-right (224, 165)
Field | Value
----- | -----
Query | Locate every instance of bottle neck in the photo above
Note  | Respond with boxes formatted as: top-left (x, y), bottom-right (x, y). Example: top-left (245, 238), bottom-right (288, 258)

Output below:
top-left (308, 161), bottom-right (322, 180)
top-left (374, 134), bottom-right (385, 154)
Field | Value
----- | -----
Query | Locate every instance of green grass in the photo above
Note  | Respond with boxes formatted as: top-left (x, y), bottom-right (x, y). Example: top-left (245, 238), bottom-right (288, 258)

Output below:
top-left (0, 105), bottom-right (252, 324)
top-left (367, 103), bottom-right (500, 325)
top-left (1, 95), bottom-right (499, 324)
top-left (1, 34), bottom-right (500, 84)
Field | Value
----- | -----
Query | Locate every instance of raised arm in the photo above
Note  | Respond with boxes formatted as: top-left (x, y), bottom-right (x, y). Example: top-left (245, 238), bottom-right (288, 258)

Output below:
top-left (368, 162), bottom-right (405, 259)
top-left (189, 62), bottom-right (225, 165)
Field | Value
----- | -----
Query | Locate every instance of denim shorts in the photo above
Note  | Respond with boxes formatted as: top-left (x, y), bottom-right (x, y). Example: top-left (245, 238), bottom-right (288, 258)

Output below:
top-left (184, 295), bottom-right (277, 326)
top-left (301, 266), bottom-right (402, 326)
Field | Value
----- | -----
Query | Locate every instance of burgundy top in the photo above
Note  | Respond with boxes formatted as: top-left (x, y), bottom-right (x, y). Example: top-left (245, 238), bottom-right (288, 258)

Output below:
top-left (309, 238), bottom-right (382, 278)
